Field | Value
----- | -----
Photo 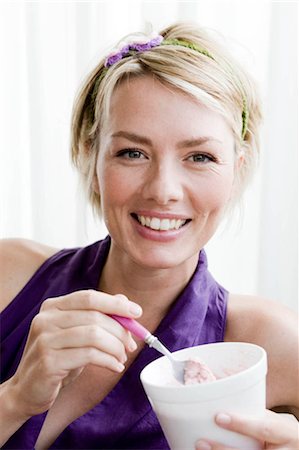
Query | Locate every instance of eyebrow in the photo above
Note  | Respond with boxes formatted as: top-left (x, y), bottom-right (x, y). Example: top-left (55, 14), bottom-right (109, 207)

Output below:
top-left (111, 131), bottom-right (222, 147)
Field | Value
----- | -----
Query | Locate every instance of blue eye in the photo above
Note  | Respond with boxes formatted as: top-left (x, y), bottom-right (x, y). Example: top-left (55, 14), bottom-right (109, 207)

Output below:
top-left (117, 149), bottom-right (144, 159)
top-left (189, 153), bottom-right (214, 163)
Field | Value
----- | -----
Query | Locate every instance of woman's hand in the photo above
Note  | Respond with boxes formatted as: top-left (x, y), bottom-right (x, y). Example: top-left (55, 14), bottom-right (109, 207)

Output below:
top-left (7, 290), bottom-right (142, 418)
top-left (196, 409), bottom-right (299, 450)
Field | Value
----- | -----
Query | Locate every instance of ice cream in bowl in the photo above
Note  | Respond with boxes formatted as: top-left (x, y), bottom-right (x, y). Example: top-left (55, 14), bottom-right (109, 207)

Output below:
top-left (140, 342), bottom-right (267, 450)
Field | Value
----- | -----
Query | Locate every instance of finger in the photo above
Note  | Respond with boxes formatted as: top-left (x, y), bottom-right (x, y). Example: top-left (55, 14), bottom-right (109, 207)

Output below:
top-left (36, 309), bottom-right (137, 351)
top-left (215, 410), bottom-right (296, 443)
top-left (49, 347), bottom-right (125, 374)
top-left (41, 325), bottom-right (129, 364)
top-left (42, 290), bottom-right (142, 318)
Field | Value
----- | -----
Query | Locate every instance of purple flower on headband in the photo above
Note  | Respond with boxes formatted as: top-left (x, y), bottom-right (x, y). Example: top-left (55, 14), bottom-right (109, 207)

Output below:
top-left (104, 35), bottom-right (163, 68)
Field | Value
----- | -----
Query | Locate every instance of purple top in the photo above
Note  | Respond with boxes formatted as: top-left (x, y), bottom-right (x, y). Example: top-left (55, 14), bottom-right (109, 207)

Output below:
top-left (1, 236), bottom-right (228, 449)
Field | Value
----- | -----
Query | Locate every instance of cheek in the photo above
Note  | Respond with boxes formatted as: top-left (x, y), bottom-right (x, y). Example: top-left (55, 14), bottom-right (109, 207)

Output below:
top-left (193, 171), bottom-right (235, 213)
top-left (99, 166), bottom-right (139, 210)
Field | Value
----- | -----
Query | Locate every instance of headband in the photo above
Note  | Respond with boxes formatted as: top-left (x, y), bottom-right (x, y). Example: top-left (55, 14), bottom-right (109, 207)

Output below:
top-left (99, 34), bottom-right (248, 139)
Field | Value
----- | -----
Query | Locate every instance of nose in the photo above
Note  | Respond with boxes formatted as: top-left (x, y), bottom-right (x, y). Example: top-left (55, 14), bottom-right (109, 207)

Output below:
top-left (141, 160), bottom-right (184, 205)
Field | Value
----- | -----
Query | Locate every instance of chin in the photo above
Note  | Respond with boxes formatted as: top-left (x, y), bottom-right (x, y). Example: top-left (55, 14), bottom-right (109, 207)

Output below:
top-left (132, 248), bottom-right (194, 271)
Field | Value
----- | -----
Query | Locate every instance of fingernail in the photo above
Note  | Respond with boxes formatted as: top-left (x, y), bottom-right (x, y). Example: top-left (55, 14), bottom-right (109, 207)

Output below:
top-left (216, 413), bottom-right (231, 425)
top-left (196, 441), bottom-right (211, 450)
top-left (115, 362), bottom-right (125, 372)
top-left (129, 302), bottom-right (142, 316)
top-left (129, 340), bottom-right (137, 352)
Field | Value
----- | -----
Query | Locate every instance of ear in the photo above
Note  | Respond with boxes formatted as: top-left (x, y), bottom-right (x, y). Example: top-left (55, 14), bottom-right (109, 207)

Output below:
top-left (235, 148), bottom-right (245, 170)
top-left (229, 149), bottom-right (245, 202)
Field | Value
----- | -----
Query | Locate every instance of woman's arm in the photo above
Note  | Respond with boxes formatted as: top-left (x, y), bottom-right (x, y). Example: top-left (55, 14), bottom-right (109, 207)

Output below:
top-left (0, 239), bottom-right (57, 445)
top-left (0, 379), bottom-right (32, 446)
top-left (0, 239), bottom-right (60, 445)
top-left (0, 239), bottom-right (142, 446)
top-left (0, 289), bottom-right (141, 446)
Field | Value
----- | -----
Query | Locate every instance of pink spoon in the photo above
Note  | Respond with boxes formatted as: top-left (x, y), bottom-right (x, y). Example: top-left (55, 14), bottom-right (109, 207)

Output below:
top-left (110, 314), bottom-right (186, 383)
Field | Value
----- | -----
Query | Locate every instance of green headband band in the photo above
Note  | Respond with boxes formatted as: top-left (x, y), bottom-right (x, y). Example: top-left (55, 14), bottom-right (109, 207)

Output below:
top-left (94, 35), bottom-right (248, 139)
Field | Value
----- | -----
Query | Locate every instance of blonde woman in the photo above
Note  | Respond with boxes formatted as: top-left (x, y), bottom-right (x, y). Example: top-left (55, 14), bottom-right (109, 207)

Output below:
top-left (0, 23), bottom-right (298, 449)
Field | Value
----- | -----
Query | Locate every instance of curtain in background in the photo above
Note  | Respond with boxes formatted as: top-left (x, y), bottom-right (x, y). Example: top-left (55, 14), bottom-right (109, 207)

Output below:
top-left (0, 1), bottom-right (297, 311)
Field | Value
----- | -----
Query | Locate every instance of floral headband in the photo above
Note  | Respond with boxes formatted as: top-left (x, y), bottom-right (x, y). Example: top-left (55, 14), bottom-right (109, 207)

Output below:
top-left (100, 33), bottom-right (248, 139)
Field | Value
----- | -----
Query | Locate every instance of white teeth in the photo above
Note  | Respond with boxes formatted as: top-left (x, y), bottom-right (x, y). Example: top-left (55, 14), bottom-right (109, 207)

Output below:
top-left (160, 219), bottom-right (170, 230)
top-left (150, 218), bottom-right (160, 230)
top-left (136, 215), bottom-right (187, 231)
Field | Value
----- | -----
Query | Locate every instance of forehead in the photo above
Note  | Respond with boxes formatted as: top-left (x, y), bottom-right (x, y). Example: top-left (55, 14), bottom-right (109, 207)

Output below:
top-left (105, 75), bottom-right (234, 145)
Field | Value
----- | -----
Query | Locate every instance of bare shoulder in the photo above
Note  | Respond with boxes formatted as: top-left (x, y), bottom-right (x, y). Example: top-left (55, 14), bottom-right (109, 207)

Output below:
top-left (0, 238), bottom-right (60, 313)
top-left (226, 293), bottom-right (298, 413)
top-left (225, 293), bottom-right (296, 340)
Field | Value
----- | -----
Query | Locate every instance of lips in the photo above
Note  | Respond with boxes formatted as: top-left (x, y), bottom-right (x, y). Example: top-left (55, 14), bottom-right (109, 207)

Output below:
top-left (132, 213), bottom-right (190, 231)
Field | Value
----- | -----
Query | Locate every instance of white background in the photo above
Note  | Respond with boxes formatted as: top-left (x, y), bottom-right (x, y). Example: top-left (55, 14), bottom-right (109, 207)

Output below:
top-left (0, 0), bottom-right (297, 311)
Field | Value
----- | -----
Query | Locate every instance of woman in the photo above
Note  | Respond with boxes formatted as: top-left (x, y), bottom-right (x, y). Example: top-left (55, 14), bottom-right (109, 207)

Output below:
top-left (0, 23), bottom-right (298, 449)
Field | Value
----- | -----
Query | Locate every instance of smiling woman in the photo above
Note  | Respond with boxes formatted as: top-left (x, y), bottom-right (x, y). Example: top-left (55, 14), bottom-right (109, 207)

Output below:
top-left (0, 21), bottom-right (298, 450)
top-left (95, 75), bottom-right (236, 269)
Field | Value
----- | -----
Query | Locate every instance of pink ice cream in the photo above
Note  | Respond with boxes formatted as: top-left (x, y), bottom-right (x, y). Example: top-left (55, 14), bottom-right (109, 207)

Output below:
top-left (184, 357), bottom-right (217, 384)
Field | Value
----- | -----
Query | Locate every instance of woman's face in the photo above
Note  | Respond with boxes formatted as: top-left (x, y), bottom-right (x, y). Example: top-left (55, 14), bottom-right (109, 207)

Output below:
top-left (96, 76), bottom-right (239, 269)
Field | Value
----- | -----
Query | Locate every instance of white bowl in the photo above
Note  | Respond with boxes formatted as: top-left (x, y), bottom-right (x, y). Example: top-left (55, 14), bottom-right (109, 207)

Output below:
top-left (140, 342), bottom-right (267, 450)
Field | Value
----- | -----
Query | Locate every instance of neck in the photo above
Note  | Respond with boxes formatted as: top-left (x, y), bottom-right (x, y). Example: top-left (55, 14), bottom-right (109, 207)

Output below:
top-left (98, 241), bottom-right (199, 320)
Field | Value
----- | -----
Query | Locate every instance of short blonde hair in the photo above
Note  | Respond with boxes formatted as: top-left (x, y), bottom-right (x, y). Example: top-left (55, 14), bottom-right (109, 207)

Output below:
top-left (71, 22), bottom-right (262, 215)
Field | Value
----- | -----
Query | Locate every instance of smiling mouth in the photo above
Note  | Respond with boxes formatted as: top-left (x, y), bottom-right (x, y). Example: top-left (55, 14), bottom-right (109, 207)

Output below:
top-left (131, 214), bottom-right (191, 231)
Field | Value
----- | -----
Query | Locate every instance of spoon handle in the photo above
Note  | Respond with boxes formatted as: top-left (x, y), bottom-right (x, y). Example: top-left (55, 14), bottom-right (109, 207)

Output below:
top-left (109, 315), bottom-right (171, 359)
top-left (110, 314), bottom-right (150, 340)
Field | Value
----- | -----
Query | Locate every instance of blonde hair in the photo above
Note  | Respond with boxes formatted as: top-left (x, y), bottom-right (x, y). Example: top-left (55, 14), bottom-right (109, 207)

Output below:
top-left (71, 22), bottom-right (262, 215)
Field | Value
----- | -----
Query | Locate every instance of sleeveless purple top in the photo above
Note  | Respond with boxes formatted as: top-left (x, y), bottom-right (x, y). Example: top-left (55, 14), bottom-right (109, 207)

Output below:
top-left (1, 236), bottom-right (228, 449)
